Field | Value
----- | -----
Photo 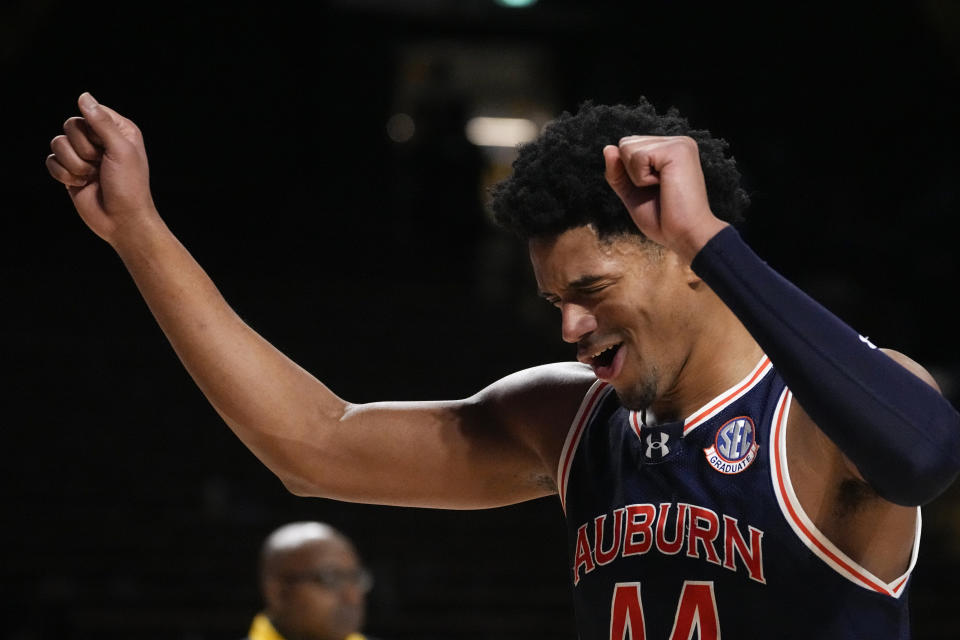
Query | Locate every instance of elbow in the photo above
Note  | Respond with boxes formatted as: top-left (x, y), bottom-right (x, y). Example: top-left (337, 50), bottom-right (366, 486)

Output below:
top-left (874, 463), bottom-right (960, 507)
top-left (904, 445), bottom-right (960, 506)
top-left (277, 470), bottom-right (324, 498)
top-left (910, 409), bottom-right (960, 505)
top-left (872, 461), bottom-right (960, 507)
top-left (869, 414), bottom-right (960, 506)
top-left (282, 478), bottom-right (315, 497)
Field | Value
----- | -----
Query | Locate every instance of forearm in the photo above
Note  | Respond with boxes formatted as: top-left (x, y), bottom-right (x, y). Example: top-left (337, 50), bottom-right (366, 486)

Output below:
top-left (48, 95), bottom-right (558, 509)
top-left (691, 226), bottom-right (960, 505)
top-left (112, 213), bottom-right (348, 489)
top-left (107, 216), bottom-right (560, 507)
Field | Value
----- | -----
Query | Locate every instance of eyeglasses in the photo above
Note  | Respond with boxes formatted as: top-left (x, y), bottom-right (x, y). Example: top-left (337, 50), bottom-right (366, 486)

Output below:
top-left (280, 567), bottom-right (374, 592)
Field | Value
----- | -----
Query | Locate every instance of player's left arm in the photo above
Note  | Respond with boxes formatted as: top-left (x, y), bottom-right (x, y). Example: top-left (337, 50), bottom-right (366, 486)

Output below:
top-left (683, 226), bottom-right (960, 507)
top-left (604, 136), bottom-right (960, 507)
top-left (835, 348), bottom-right (943, 481)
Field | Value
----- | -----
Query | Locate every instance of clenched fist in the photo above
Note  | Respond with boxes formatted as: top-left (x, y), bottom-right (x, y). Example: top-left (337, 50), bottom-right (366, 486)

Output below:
top-left (46, 92), bottom-right (158, 246)
top-left (603, 135), bottom-right (728, 263)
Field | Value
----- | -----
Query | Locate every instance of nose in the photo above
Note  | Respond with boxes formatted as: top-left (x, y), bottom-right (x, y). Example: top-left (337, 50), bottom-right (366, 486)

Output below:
top-left (561, 303), bottom-right (597, 344)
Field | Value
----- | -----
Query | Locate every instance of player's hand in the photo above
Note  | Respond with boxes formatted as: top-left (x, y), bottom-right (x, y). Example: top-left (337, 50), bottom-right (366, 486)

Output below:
top-left (603, 136), bottom-right (727, 263)
top-left (46, 92), bottom-right (157, 246)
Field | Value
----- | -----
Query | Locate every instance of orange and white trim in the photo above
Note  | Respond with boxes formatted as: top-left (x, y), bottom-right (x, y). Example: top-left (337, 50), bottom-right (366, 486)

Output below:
top-left (626, 357), bottom-right (772, 437)
top-left (682, 356), bottom-right (773, 436)
top-left (558, 379), bottom-right (613, 513)
top-left (769, 388), bottom-right (921, 598)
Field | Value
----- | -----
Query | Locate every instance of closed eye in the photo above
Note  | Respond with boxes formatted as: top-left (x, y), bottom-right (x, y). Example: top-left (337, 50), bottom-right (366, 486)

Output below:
top-left (538, 280), bottom-right (613, 307)
top-left (579, 285), bottom-right (608, 294)
top-left (569, 274), bottom-right (618, 296)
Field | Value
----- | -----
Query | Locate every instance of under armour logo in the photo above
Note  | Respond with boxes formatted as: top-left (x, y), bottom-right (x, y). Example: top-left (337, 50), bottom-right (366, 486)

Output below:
top-left (645, 432), bottom-right (670, 458)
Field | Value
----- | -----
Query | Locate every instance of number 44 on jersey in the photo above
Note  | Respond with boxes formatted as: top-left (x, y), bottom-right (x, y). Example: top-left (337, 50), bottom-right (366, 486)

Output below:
top-left (611, 580), bottom-right (719, 640)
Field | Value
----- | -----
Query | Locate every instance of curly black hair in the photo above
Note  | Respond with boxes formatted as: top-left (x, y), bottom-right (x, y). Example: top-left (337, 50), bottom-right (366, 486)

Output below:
top-left (490, 99), bottom-right (750, 240)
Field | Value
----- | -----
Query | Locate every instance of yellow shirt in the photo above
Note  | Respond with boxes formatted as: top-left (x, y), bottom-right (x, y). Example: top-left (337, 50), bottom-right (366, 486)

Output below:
top-left (247, 613), bottom-right (366, 640)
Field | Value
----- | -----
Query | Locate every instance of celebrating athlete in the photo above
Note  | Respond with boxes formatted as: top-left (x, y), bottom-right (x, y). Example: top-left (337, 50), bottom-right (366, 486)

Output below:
top-left (47, 92), bottom-right (960, 639)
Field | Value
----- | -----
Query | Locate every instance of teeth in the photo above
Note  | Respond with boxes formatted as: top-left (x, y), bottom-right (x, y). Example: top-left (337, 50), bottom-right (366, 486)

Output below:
top-left (592, 344), bottom-right (616, 358)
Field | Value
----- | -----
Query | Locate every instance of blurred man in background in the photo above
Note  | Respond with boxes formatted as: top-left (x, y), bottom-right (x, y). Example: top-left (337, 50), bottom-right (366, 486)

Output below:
top-left (248, 522), bottom-right (376, 640)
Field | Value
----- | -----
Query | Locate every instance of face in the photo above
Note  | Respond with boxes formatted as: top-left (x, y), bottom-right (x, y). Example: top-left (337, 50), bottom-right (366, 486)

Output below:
top-left (264, 537), bottom-right (368, 640)
top-left (529, 225), bottom-right (699, 411)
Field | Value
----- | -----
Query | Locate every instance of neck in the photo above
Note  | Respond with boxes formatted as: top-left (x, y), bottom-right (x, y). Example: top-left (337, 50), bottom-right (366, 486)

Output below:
top-left (651, 303), bottom-right (762, 422)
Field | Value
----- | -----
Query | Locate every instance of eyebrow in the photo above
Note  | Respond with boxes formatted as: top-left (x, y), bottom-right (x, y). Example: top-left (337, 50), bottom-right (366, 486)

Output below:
top-left (538, 274), bottom-right (608, 298)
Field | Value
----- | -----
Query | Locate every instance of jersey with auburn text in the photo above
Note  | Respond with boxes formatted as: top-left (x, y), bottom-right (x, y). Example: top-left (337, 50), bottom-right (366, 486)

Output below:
top-left (558, 356), bottom-right (920, 640)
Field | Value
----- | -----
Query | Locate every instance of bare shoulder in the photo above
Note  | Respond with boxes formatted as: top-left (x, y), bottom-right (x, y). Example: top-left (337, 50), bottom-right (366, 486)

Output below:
top-left (468, 362), bottom-right (598, 483)
top-left (475, 361), bottom-right (596, 395)
top-left (471, 361), bottom-right (597, 426)
top-left (880, 348), bottom-right (941, 391)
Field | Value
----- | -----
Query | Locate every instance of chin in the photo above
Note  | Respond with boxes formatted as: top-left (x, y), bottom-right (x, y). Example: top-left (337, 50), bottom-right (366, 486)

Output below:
top-left (613, 381), bottom-right (656, 412)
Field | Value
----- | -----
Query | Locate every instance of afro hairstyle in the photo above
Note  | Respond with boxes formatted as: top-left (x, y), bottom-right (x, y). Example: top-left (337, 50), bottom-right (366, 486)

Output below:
top-left (490, 98), bottom-right (750, 241)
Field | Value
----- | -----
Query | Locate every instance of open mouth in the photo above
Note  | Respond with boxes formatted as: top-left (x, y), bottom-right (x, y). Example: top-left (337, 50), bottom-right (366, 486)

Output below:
top-left (578, 341), bottom-right (626, 381)
top-left (591, 343), bottom-right (623, 368)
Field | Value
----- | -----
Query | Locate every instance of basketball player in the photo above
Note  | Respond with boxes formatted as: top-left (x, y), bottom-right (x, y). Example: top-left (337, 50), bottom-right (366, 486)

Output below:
top-left (47, 92), bottom-right (960, 639)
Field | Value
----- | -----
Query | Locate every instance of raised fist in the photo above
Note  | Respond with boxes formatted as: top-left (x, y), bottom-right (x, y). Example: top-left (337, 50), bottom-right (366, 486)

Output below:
top-left (603, 135), bottom-right (727, 262)
top-left (46, 93), bottom-right (156, 246)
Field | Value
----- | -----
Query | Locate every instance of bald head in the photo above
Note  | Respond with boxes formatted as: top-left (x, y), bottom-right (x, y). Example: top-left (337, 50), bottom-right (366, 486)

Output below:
top-left (259, 522), bottom-right (369, 640)
top-left (261, 522), bottom-right (353, 570)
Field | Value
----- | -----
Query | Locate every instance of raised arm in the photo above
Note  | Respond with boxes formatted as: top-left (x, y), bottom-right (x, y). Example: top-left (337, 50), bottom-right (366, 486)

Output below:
top-left (47, 93), bottom-right (594, 509)
top-left (603, 136), bottom-right (960, 507)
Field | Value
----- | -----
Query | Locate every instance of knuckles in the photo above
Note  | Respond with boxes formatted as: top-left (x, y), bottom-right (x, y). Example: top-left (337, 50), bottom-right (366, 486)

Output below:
top-left (618, 135), bottom-right (701, 168)
top-left (45, 155), bottom-right (85, 186)
top-left (618, 134), bottom-right (699, 152)
top-left (50, 135), bottom-right (99, 176)
top-left (60, 119), bottom-right (105, 162)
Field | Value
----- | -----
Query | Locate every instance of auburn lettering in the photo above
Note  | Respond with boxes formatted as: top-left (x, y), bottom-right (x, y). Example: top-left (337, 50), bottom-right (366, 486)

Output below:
top-left (573, 502), bottom-right (765, 586)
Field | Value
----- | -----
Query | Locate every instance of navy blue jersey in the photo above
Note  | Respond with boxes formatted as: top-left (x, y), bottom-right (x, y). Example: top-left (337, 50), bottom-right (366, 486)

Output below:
top-left (559, 357), bottom-right (920, 640)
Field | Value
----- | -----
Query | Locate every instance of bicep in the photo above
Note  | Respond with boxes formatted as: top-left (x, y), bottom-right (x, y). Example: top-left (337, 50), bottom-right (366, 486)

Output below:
top-left (327, 398), bottom-right (553, 509)
top-left (289, 363), bottom-right (594, 510)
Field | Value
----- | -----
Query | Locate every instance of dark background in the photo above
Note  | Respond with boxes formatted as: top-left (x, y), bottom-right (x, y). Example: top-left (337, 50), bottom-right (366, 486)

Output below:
top-left (3, 1), bottom-right (960, 638)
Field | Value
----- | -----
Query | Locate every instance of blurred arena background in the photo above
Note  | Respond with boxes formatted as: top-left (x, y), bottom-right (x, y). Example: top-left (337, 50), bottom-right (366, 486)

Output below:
top-left (3, 1), bottom-right (959, 637)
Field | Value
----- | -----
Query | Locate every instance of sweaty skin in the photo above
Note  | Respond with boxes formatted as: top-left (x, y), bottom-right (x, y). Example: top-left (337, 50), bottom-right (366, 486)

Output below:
top-left (48, 94), bottom-right (938, 582)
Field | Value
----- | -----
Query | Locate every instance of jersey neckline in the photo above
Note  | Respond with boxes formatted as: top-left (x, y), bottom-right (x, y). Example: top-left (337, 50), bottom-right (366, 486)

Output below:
top-left (627, 355), bottom-right (773, 438)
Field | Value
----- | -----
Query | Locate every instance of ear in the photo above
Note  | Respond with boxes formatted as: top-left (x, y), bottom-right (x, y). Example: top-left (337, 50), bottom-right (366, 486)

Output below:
top-left (263, 576), bottom-right (285, 611)
top-left (684, 262), bottom-right (704, 288)
top-left (664, 250), bottom-right (703, 288)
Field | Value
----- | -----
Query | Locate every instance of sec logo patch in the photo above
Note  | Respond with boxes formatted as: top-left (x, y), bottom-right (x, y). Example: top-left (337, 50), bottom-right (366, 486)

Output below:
top-left (703, 416), bottom-right (759, 474)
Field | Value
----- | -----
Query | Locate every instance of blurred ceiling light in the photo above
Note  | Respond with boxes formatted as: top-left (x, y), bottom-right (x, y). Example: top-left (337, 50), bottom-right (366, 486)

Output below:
top-left (495, 0), bottom-right (538, 7)
top-left (465, 117), bottom-right (538, 148)
top-left (386, 113), bottom-right (416, 143)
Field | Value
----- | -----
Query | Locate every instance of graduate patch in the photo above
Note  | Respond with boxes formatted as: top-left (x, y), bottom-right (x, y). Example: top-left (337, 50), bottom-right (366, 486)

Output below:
top-left (704, 416), bottom-right (759, 474)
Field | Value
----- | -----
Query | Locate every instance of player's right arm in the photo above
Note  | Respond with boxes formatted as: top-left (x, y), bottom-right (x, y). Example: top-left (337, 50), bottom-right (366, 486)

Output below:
top-left (47, 93), bottom-right (595, 509)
